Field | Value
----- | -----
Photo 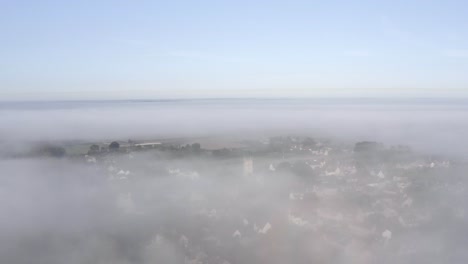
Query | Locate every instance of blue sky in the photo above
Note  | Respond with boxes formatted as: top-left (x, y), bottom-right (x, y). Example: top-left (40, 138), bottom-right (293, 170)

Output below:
top-left (1, 0), bottom-right (468, 100)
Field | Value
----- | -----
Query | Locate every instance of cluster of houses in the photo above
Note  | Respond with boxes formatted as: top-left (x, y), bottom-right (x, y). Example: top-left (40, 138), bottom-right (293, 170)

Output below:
top-left (80, 136), bottom-right (463, 263)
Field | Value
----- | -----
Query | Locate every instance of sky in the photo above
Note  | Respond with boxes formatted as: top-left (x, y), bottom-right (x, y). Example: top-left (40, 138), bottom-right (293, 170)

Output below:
top-left (1, 0), bottom-right (468, 100)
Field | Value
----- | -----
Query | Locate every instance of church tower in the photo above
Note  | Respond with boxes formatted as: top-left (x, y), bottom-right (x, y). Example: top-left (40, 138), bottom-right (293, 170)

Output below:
top-left (243, 157), bottom-right (253, 176)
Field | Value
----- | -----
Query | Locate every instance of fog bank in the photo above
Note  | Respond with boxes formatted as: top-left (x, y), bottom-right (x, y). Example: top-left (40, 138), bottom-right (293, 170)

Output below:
top-left (1, 99), bottom-right (468, 157)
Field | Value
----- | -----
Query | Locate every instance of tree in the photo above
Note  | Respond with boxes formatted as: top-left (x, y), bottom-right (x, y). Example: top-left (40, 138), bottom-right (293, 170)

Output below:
top-left (36, 145), bottom-right (66, 157)
top-left (88, 144), bottom-right (100, 154)
top-left (292, 161), bottom-right (314, 177)
top-left (109, 141), bottom-right (120, 151)
top-left (212, 148), bottom-right (231, 158)
top-left (191, 143), bottom-right (201, 152)
top-left (276, 161), bottom-right (292, 172)
top-left (354, 141), bottom-right (382, 153)
top-left (302, 137), bottom-right (316, 148)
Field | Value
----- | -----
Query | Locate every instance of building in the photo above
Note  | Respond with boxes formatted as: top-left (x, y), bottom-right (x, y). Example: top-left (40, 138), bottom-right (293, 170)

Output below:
top-left (243, 157), bottom-right (253, 176)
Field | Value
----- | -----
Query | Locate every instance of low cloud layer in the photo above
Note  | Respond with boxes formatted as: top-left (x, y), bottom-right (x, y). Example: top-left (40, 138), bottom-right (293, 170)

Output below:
top-left (1, 99), bottom-right (467, 263)
top-left (1, 99), bottom-right (468, 157)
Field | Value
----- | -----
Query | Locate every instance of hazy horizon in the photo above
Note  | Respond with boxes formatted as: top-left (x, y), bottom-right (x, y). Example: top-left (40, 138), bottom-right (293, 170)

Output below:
top-left (2, 98), bottom-right (468, 159)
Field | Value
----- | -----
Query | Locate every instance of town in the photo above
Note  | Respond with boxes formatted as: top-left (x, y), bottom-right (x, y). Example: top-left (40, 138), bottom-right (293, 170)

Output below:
top-left (44, 135), bottom-right (464, 263)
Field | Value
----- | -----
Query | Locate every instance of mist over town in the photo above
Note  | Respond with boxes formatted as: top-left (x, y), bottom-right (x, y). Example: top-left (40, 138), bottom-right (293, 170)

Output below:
top-left (1, 99), bottom-right (467, 264)
top-left (2, 0), bottom-right (468, 263)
